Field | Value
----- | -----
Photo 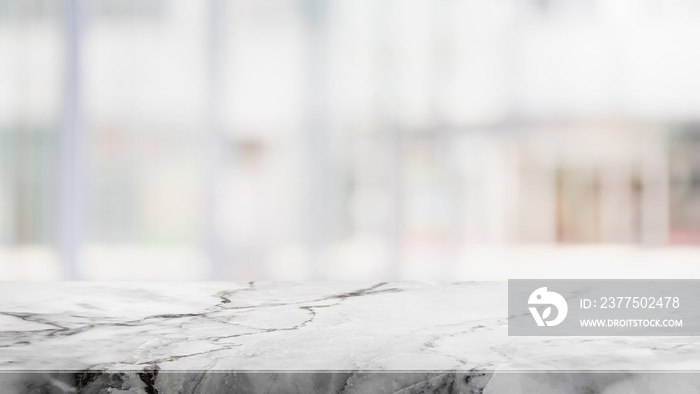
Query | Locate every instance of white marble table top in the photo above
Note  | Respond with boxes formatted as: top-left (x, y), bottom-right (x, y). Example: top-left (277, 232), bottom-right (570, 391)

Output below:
top-left (1, 282), bottom-right (698, 372)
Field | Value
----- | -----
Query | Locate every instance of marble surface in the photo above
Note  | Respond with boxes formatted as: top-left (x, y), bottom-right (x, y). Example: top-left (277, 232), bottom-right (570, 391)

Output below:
top-left (2, 282), bottom-right (700, 393)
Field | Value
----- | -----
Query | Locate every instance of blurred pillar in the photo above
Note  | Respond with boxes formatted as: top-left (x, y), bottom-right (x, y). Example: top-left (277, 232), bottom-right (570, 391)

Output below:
top-left (433, 0), bottom-right (460, 280)
top-left (303, 0), bottom-right (331, 279)
top-left (600, 164), bottom-right (634, 243)
top-left (374, 0), bottom-right (402, 280)
top-left (206, 0), bottom-right (228, 279)
top-left (519, 152), bottom-right (557, 244)
top-left (58, 0), bottom-right (84, 280)
top-left (641, 135), bottom-right (669, 245)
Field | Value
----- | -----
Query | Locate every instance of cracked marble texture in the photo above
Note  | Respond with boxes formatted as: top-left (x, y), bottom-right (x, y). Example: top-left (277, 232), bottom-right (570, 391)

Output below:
top-left (2, 282), bottom-right (700, 393)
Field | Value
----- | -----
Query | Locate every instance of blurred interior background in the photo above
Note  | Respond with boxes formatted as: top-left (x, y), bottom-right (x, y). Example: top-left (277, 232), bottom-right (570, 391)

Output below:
top-left (3, 0), bottom-right (700, 281)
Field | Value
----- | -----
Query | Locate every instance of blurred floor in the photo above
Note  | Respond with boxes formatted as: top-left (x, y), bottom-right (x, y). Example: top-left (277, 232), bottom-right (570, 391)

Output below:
top-left (3, 244), bottom-right (700, 281)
